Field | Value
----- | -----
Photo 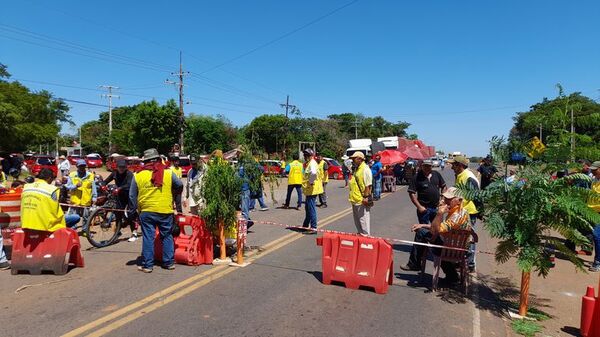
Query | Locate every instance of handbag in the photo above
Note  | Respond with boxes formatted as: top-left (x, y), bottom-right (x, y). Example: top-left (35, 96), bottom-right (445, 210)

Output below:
top-left (354, 169), bottom-right (374, 207)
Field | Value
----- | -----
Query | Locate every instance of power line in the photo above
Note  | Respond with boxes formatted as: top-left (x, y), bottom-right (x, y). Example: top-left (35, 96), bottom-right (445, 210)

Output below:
top-left (197, 0), bottom-right (360, 74)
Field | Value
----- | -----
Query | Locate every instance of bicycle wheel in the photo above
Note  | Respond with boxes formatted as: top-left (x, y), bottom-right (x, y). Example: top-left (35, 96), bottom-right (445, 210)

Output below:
top-left (85, 207), bottom-right (122, 248)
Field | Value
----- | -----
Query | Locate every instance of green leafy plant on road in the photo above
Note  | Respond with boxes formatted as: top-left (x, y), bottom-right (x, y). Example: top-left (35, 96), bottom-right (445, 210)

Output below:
top-left (462, 138), bottom-right (600, 317)
top-left (200, 154), bottom-right (241, 260)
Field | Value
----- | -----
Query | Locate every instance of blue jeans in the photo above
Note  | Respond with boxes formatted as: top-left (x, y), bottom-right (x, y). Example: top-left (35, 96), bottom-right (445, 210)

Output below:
top-left (468, 215), bottom-right (477, 268)
top-left (66, 214), bottom-right (81, 228)
top-left (250, 195), bottom-right (267, 209)
top-left (284, 184), bottom-right (302, 208)
top-left (140, 212), bottom-right (174, 269)
top-left (373, 177), bottom-right (382, 199)
top-left (592, 224), bottom-right (600, 266)
top-left (417, 207), bottom-right (437, 224)
top-left (241, 189), bottom-right (251, 220)
top-left (318, 183), bottom-right (328, 205)
top-left (0, 232), bottom-right (7, 263)
top-left (303, 195), bottom-right (318, 229)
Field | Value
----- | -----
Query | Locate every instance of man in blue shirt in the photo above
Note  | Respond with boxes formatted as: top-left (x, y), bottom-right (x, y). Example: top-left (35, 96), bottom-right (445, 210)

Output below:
top-left (371, 154), bottom-right (383, 200)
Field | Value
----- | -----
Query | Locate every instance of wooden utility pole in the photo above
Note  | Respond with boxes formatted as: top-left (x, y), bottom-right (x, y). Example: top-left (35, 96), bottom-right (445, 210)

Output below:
top-left (100, 85), bottom-right (119, 155)
top-left (570, 108), bottom-right (575, 161)
top-left (166, 52), bottom-right (189, 153)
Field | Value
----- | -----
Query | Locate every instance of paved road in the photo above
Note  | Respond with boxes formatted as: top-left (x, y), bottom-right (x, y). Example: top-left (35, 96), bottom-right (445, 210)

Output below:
top-left (0, 169), bottom-right (511, 337)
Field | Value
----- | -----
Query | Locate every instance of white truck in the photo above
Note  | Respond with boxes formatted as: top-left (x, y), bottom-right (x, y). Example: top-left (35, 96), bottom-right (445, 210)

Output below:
top-left (345, 138), bottom-right (372, 157)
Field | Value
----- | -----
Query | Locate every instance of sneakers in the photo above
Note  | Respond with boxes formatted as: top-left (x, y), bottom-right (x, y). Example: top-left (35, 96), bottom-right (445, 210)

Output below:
top-left (128, 233), bottom-right (138, 242)
top-left (589, 264), bottom-right (600, 272)
top-left (163, 264), bottom-right (175, 270)
top-left (137, 266), bottom-right (153, 273)
top-left (259, 207), bottom-right (269, 211)
top-left (0, 261), bottom-right (10, 270)
top-left (400, 263), bottom-right (420, 271)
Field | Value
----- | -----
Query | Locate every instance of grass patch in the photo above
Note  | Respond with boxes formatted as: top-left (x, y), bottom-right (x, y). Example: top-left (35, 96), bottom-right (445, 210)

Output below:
top-left (512, 319), bottom-right (542, 336)
top-left (507, 302), bottom-right (551, 321)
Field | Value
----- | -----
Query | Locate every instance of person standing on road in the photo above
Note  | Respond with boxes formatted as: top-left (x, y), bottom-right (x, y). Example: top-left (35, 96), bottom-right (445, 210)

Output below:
top-left (477, 156), bottom-right (497, 190)
top-left (447, 155), bottom-right (480, 272)
top-left (129, 148), bottom-right (183, 273)
top-left (408, 160), bottom-right (447, 224)
top-left (301, 148), bottom-right (323, 233)
top-left (371, 154), bottom-right (383, 200)
top-left (103, 159), bottom-right (136, 242)
top-left (317, 153), bottom-right (329, 208)
top-left (66, 159), bottom-right (97, 230)
top-left (169, 155), bottom-right (184, 213)
top-left (342, 155), bottom-right (352, 187)
top-left (283, 153), bottom-right (303, 210)
top-left (348, 152), bottom-right (372, 235)
top-left (586, 161), bottom-right (600, 272)
top-left (401, 160), bottom-right (447, 271)
top-left (186, 157), bottom-right (206, 216)
top-left (58, 155), bottom-right (71, 177)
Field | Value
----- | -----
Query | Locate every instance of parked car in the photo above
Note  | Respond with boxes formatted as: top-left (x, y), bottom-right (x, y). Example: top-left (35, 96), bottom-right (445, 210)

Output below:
top-left (323, 157), bottom-right (343, 180)
top-left (29, 155), bottom-right (58, 177)
top-left (428, 157), bottom-right (441, 167)
top-left (85, 153), bottom-right (103, 168)
top-left (260, 160), bottom-right (284, 176)
top-left (67, 154), bottom-right (81, 165)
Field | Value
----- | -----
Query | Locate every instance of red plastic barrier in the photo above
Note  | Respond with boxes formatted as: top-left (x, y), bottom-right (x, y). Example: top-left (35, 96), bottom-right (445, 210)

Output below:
top-left (316, 232), bottom-right (393, 294)
top-left (582, 286), bottom-right (596, 337)
top-left (10, 228), bottom-right (84, 275)
top-left (154, 214), bottom-right (213, 265)
top-left (0, 190), bottom-right (22, 258)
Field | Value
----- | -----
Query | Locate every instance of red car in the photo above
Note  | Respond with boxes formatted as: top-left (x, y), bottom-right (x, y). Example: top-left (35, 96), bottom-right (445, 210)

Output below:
top-left (260, 160), bottom-right (283, 176)
top-left (29, 155), bottom-right (58, 177)
top-left (67, 155), bottom-right (81, 165)
top-left (324, 158), bottom-right (344, 180)
top-left (85, 153), bottom-right (103, 168)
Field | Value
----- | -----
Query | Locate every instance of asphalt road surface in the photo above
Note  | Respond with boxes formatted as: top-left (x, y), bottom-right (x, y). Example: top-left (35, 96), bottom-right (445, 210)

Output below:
top-left (0, 168), bottom-right (511, 337)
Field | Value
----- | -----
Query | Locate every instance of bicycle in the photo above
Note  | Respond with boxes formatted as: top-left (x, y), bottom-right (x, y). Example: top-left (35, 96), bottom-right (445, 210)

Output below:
top-left (85, 184), bottom-right (126, 248)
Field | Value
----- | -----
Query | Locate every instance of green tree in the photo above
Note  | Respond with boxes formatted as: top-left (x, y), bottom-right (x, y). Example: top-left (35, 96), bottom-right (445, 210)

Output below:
top-left (0, 70), bottom-right (72, 152)
top-left (185, 114), bottom-right (237, 154)
top-left (466, 137), bottom-right (600, 316)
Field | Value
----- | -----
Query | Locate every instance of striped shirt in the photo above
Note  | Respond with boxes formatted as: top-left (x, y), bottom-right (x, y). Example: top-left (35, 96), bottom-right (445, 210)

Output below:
top-left (439, 206), bottom-right (470, 233)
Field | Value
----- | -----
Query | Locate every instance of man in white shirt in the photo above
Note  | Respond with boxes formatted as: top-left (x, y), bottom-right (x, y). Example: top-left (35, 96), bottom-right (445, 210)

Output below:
top-left (58, 155), bottom-right (71, 177)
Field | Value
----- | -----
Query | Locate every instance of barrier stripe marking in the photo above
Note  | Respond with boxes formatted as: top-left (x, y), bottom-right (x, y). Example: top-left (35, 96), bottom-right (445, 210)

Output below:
top-left (60, 204), bottom-right (356, 337)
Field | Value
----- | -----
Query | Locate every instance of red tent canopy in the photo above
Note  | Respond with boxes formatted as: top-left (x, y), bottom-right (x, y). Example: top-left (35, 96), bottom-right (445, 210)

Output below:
top-left (376, 150), bottom-right (408, 165)
top-left (402, 146), bottom-right (427, 160)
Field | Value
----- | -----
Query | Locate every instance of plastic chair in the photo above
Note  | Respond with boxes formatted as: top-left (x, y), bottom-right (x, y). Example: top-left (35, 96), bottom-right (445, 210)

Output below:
top-left (420, 230), bottom-right (472, 293)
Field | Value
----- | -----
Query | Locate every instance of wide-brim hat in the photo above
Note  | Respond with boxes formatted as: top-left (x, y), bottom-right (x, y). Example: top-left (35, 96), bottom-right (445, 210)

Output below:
top-left (591, 161), bottom-right (600, 170)
top-left (143, 148), bottom-right (161, 161)
top-left (447, 155), bottom-right (469, 166)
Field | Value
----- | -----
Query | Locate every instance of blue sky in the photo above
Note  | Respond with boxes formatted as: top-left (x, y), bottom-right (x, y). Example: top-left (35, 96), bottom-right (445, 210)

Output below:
top-left (2, 0), bottom-right (599, 156)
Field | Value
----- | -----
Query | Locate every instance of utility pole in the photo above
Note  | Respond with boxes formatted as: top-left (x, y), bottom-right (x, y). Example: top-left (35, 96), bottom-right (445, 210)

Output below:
top-left (539, 124), bottom-right (542, 142)
top-left (100, 85), bottom-right (120, 155)
top-left (166, 51), bottom-right (189, 154)
top-left (79, 127), bottom-right (82, 155)
top-left (279, 95), bottom-right (297, 156)
top-left (354, 116), bottom-right (359, 139)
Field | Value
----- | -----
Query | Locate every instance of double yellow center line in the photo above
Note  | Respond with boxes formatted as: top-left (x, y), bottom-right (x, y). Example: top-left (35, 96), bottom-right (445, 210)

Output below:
top-left (62, 203), bottom-right (359, 337)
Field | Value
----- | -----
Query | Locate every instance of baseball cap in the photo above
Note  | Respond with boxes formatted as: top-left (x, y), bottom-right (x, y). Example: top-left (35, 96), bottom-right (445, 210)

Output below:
top-left (59, 155), bottom-right (66, 159)
top-left (447, 155), bottom-right (469, 166)
top-left (442, 187), bottom-right (461, 199)
top-left (422, 159), bottom-right (433, 166)
top-left (350, 151), bottom-right (365, 159)
top-left (76, 159), bottom-right (87, 167)
top-left (591, 161), bottom-right (600, 170)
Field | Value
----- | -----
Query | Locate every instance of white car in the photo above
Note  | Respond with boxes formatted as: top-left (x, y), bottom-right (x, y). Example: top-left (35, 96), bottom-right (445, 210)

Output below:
top-left (429, 157), bottom-right (441, 167)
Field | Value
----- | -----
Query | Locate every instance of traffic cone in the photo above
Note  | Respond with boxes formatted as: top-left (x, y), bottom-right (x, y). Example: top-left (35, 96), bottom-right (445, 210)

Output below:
top-left (582, 286), bottom-right (596, 337)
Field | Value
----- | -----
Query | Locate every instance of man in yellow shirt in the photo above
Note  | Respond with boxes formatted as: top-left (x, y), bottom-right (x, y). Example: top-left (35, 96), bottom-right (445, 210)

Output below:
top-left (169, 155), bottom-right (184, 213)
top-left (301, 148), bottom-right (323, 232)
top-left (316, 153), bottom-right (329, 208)
top-left (21, 168), bottom-right (81, 232)
top-left (447, 155), bottom-right (480, 272)
top-left (587, 161), bottom-right (600, 272)
top-left (283, 153), bottom-right (303, 210)
top-left (129, 149), bottom-right (183, 273)
top-left (348, 151), bottom-right (372, 235)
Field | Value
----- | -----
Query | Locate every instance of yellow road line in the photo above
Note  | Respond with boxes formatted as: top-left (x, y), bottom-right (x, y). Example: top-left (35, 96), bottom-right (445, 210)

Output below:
top-left (62, 206), bottom-right (354, 337)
